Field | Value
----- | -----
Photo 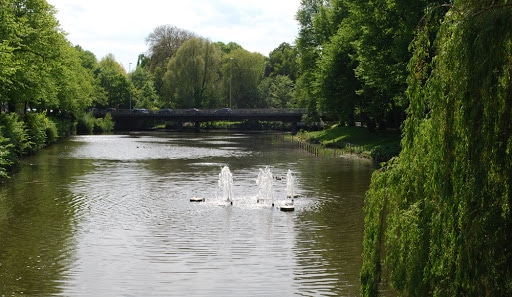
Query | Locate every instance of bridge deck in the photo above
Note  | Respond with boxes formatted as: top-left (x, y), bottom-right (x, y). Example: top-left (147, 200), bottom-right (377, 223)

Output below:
top-left (93, 108), bottom-right (306, 122)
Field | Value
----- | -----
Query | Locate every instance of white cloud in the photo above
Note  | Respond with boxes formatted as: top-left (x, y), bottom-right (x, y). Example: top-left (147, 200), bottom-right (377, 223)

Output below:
top-left (48, 0), bottom-right (300, 70)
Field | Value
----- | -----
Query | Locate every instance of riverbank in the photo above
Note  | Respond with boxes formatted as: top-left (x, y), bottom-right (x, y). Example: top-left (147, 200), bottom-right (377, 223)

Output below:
top-left (285, 124), bottom-right (401, 162)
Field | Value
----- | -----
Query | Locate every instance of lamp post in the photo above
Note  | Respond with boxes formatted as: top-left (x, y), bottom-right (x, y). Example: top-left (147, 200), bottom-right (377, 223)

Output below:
top-left (229, 58), bottom-right (233, 109)
top-left (129, 63), bottom-right (132, 113)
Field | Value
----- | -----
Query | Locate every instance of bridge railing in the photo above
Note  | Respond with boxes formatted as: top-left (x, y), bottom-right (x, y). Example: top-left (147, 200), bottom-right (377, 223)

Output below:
top-left (93, 108), bottom-right (306, 116)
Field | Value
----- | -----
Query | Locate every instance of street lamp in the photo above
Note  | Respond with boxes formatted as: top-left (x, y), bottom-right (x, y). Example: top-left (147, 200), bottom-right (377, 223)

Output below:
top-left (129, 63), bottom-right (132, 113)
top-left (229, 58), bottom-right (233, 109)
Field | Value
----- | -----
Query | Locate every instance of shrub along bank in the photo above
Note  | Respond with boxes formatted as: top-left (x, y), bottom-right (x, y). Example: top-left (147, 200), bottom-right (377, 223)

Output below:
top-left (0, 112), bottom-right (114, 178)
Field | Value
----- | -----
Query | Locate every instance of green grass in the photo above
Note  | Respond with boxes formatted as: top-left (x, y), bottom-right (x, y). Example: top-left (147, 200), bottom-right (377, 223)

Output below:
top-left (297, 124), bottom-right (402, 161)
top-left (308, 125), bottom-right (400, 146)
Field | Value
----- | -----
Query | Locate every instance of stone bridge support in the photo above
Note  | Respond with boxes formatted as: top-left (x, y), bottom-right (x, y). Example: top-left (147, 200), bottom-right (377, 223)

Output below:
top-left (291, 122), bottom-right (298, 135)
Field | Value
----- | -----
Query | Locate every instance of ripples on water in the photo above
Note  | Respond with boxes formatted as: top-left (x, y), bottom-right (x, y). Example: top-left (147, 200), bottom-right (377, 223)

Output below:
top-left (0, 132), bottom-right (374, 296)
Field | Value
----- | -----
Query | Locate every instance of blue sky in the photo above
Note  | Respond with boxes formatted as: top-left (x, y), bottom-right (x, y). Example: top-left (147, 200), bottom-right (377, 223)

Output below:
top-left (48, 0), bottom-right (301, 71)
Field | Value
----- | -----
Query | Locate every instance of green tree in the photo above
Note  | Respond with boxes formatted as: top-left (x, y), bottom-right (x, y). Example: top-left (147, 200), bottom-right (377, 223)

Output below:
top-left (227, 49), bottom-right (266, 108)
top-left (0, 133), bottom-right (13, 178)
top-left (361, 1), bottom-right (512, 296)
top-left (2, 0), bottom-right (63, 112)
top-left (96, 54), bottom-right (132, 109)
top-left (314, 18), bottom-right (360, 125)
top-left (136, 82), bottom-right (159, 109)
top-left (146, 25), bottom-right (195, 101)
top-left (294, 0), bottom-right (325, 108)
top-left (258, 75), bottom-right (295, 108)
top-left (130, 65), bottom-right (160, 109)
top-left (0, 0), bottom-right (18, 89)
top-left (75, 46), bottom-right (107, 108)
top-left (0, 0), bottom-right (97, 117)
top-left (163, 37), bottom-right (221, 108)
top-left (145, 24), bottom-right (196, 73)
top-left (266, 42), bottom-right (298, 81)
top-left (350, 0), bottom-right (441, 129)
top-left (51, 45), bottom-right (99, 114)
top-left (215, 41), bottom-right (243, 55)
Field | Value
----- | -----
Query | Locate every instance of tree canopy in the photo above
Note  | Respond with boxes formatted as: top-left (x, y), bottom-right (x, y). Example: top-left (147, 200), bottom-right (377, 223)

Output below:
top-left (0, 0), bottom-right (96, 114)
top-left (163, 37), bottom-right (222, 108)
top-left (361, 1), bottom-right (512, 296)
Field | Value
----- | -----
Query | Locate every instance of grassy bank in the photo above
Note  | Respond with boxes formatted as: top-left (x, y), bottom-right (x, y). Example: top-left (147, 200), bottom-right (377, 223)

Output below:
top-left (292, 124), bottom-right (401, 162)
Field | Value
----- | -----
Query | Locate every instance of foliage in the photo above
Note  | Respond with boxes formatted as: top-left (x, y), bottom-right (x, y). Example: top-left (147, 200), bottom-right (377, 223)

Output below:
top-left (0, 110), bottom-right (71, 177)
top-left (24, 112), bottom-right (49, 154)
top-left (361, 1), bottom-right (512, 296)
top-left (0, 113), bottom-right (30, 161)
top-left (55, 46), bottom-right (98, 114)
top-left (306, 124), bottom-right (400, 161)
top-left (266, 42), bottom-right (298, 81)
top-left (238, 120), bottom-right (285, 131)
top-left (28, 112), bottom-right (58, 146)
top-left (75, 46), bottom-right (107, 107)
top-left (310, 125), bottom-right (400, 146)
top-left (76, 112), bottom-right (95, 135)
top-left (217, 49), bottom-right (267, 109)
top-left (0, 0), bottom-right (98, 116)
top-left (350, 0), bottom-right (440, 129)
top-left (96, 54), bottom-right (132, 109)
top-left (258, 75), bottom-right (295, 108)
top-left (164, 37), bottom-right (222, 108)
top-left (94, 112), bottom-right (115, 133)
top-left (215, 41), bottom-right (243, 55)
top-left (314, 19), bottom-right (360, 125)
top-left (294, 0), bottom-right (442, 131)
top-left (136, 82), bottom-right (160, 109)
top-left (51, 115), bottom-right (75, 138)
top-left (0, 133), bottom-right (13, 178)
top-left (227, 49), bottom-right (266, 108)
top-left (145, 25), bottom-right (196, 73)
top-left (294, 0), bottom-right (324, 108)
top-left (369, 144), bottom-right (401, 163)
top-left (301, 97), bottom-right (322, 129)
top-left (44, 117), bottom-right (58, 144)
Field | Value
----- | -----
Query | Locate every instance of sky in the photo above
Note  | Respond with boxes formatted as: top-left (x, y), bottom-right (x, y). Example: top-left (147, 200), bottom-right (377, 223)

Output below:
top-left (48, 0), bottom-right (301, 71)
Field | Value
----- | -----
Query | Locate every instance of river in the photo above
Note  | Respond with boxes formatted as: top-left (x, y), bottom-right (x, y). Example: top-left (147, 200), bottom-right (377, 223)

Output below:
top-left (0, 131), bottom-right (375, 296)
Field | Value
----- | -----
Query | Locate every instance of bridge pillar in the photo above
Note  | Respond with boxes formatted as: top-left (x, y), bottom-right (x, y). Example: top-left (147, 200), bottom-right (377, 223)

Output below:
top-left (177, 121), bottom-right (183, 131)
top-left (291, 122), bottom-right (298, 135)
top-left (194, 121), bottom-right (201, 132)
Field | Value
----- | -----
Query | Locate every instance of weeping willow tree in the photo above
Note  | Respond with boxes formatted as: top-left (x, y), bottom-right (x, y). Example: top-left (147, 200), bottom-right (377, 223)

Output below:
top-left (361, 1), bottom-right (512, 296)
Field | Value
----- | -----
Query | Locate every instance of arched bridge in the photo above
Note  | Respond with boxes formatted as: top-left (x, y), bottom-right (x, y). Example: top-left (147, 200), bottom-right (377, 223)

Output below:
top-left (93, 108), bottom-right (306, 133)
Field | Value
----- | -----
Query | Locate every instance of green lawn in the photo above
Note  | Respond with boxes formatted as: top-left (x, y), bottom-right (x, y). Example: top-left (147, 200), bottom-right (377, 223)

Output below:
top-left (308, 125), bottom-right (400, 146)
top-left (299, 124), bottom-right (402, 161)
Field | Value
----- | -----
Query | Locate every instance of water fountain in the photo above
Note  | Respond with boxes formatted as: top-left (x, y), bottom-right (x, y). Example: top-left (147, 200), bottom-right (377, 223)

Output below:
top-left (256, 166), bottom-right (274, 206)
top-left (280, 169), bottom-right (295, 211)
top-left (285, 169), bottom-right (296, 198)
top-left (218, 165), bottom-right (234, 205)
top-left (191, 166), bottom-right (296, 210)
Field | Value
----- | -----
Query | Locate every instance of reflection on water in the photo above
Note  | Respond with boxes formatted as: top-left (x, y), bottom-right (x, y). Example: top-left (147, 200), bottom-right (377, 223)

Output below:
top-left (0, 132), bottom-right (375, 296)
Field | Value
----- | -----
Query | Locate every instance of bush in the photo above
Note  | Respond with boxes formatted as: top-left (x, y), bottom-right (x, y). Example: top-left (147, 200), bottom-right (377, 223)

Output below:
top-left (370, 144), bottom-right (401, 162)
top-left (45, 119), bottom-right (58, 144)
top-left (0, 113), bottom-right (30, 160)
top-left (51, 116), bottom-right (76, 138)
top-left (0, 133), bottom-right (14, 178)
top-left (24, 113), bottom-right (48, 154)
top-left (101, 112), bottom-right (115, 132)
top-left (93, 112), bottom-right (115, 133)
top-left (0, 112), bottom-right (67, 178)
top-left (76, 112), bottom-right (95, 134)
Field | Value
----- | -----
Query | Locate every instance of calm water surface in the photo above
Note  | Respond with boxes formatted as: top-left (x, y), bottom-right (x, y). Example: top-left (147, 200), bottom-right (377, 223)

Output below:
top-left (0, 132), bottom-right (375, 296)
